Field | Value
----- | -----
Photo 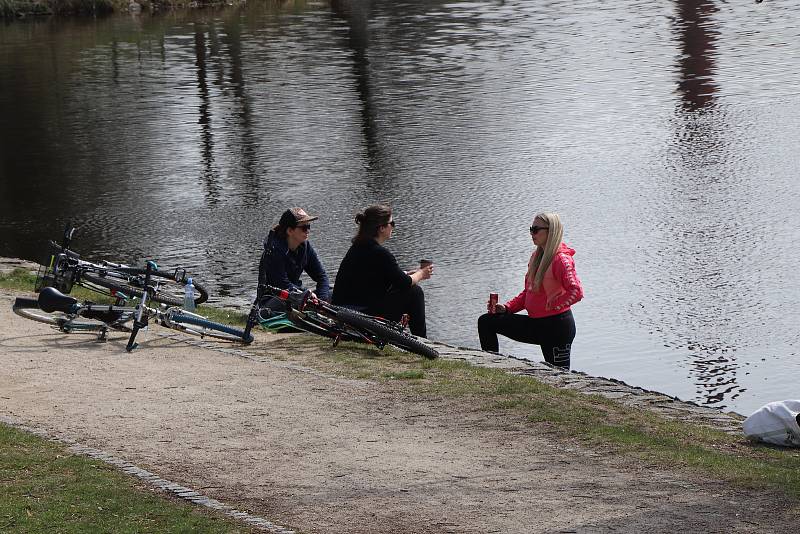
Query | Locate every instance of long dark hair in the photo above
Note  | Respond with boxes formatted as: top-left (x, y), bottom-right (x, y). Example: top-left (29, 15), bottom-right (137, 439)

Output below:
top-left (353, 204), bottom-right (392, 243)
top-left (271, 222), bottom-right (289, 240)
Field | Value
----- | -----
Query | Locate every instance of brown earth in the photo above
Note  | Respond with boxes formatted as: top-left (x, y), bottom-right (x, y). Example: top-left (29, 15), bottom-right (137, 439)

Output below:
top-left (1, 289), bottom-right (798, 533)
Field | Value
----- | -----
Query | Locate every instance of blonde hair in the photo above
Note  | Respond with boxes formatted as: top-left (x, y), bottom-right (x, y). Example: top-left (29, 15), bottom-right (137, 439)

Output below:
top-left (526, 212), bottom-right (564, 291)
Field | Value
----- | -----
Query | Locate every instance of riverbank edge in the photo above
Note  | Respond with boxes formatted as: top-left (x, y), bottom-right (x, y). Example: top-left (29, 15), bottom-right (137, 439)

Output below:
top-left (0, 254), bottom-right (746, 435)
top-left (1, 0), bottom-right (240, 19)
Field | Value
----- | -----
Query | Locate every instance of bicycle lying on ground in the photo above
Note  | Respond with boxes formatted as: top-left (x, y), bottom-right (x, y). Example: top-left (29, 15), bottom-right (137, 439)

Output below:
top-left (13, 262), bottom-right (252, 351)
top-left (36, 225), bottom-right (209, 307)
top-left (244, 284), bottom-right (439, 359)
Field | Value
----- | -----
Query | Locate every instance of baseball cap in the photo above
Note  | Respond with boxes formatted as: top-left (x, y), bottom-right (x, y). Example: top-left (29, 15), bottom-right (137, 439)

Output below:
top-left (279, 207), bottom-right (318, 227)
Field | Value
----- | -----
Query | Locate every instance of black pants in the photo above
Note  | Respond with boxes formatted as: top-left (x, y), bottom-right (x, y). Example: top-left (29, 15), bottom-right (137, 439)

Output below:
top-left (371, 285), bottom-right (427, 338)
top-left (477, 310), bottom-right (575, 368)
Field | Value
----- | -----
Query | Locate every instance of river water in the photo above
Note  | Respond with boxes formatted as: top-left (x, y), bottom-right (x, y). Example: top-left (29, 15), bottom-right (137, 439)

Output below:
top-left (2, 0), bottom-right (799, 415)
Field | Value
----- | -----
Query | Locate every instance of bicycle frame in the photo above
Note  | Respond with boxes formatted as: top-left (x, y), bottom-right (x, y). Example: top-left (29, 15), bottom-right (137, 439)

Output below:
top-left (35, 261), bottom-right (248, 351)
top-left (45, 225), bottom-right (189, 294)
top-left (36, 224), bottom-right (208, 308)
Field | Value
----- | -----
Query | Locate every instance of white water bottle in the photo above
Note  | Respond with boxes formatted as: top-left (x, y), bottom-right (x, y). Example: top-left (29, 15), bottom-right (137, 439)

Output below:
top-left (183, 277), bottom-right (196, 312)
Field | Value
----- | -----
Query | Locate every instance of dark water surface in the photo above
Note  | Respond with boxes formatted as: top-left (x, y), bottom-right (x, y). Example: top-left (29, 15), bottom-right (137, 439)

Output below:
top-left (2, 0), bottom-right (799, 415)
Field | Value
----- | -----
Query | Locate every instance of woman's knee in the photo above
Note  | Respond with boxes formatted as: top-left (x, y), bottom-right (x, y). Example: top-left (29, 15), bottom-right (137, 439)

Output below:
top-left (543, 344), bottom-right (571, 368)
top-left (477, 312), bottom-right (497, 332)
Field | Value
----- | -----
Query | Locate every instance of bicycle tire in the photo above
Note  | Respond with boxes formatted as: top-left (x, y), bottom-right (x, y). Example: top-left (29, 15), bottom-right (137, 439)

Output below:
top-left (334, 308), bottom-right (439, 359)
top-left (12, 297), bottom-right (111, 332)
top-left (170, 313), bottom-right (254, 343)
top-left (13, 297), bottom-right (63, 326)
top-left (81, 268), bottom-right (209, 307)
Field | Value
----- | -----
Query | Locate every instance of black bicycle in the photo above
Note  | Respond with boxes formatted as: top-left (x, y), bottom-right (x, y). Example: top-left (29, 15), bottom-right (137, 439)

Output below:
top-left (36, 224), bottom-right (209, 307)
top-left (244, 284), bottom-right (438, 359)
top-left (14, 262), bottom-right (252, 351)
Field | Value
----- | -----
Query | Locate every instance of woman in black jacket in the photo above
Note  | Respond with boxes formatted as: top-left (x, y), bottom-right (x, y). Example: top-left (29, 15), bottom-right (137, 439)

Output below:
top-left (332, 204), bottom-right (433, 337)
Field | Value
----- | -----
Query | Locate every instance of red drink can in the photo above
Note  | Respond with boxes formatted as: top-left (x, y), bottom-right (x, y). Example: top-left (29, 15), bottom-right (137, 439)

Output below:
top-left (489, 292), bottom-right (499, 313)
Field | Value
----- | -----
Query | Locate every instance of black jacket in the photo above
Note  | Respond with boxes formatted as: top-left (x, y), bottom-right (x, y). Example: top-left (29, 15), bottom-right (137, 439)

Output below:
top-left (331, 239), bottom-right (412, 312)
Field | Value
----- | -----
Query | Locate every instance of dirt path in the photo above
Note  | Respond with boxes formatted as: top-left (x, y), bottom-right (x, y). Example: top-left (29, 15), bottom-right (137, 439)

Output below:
top-left (0, 291), bottom-right (797, 533)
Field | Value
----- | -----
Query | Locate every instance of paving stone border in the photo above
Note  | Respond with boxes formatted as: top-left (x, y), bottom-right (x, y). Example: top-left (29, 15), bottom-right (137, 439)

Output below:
top-left (429, 342), bottom-right (745, 434)
top-left (0, 256), bottom-right (38, 275)
top-left (0, 414), bottom-right (296, 534)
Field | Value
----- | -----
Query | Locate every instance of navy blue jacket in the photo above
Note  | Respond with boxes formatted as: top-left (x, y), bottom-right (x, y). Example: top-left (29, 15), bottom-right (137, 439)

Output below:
top-left (257, 230), bottom-right (331, 301)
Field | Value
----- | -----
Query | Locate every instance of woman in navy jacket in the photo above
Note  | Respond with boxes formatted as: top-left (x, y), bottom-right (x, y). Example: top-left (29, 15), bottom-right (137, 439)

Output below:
top-left (257, 207), bottom-right (331, 304)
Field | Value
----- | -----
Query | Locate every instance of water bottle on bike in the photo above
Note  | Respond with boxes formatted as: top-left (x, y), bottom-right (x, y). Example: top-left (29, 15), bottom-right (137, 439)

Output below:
top-left (183, 277), bottom-right (196, 312)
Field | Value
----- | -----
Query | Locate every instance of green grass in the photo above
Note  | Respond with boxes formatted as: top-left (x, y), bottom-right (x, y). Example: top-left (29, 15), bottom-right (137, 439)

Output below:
top-left (0, 268), bottom-right (120, 304)
top-left (196, 304), bottom-right (248, 327)
top-left (289, 342), bottom-right (800, 501)
top-left (0, 424), bottom-right (256, 533)
top-left (0, 268), bottom-right (38, 293)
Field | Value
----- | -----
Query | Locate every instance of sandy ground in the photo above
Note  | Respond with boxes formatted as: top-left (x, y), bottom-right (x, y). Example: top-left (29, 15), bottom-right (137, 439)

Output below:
top-left (0, 290), bottom-right (798, 533)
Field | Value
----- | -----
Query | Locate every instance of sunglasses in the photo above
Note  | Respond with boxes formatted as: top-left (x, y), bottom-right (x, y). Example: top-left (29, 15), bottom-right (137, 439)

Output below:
top-left (297, 224), bottom-right (311, 231)
top-left (385, 220), bottom-right (396, 228)
top-left (530, 225), bottom-right (549, 234)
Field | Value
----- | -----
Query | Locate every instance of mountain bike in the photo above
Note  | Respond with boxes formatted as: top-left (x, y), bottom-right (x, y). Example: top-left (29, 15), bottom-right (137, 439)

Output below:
top-left (35, 224), bottom-right (209, 307)
top-left (14, 262), bottom-right (252, 351)
top-left (243, 284), bottom-right (439, 359)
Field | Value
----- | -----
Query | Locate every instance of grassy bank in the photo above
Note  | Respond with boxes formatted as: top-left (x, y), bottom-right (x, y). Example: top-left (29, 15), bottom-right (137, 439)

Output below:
top-left (1, 0), bottom-right (239, 18)
top-left (0, 423), bottom-right (257, 533)
top-left (2, 266), bottom-right (800, 518)
top-left (2, 0), bottom-right (123, 17)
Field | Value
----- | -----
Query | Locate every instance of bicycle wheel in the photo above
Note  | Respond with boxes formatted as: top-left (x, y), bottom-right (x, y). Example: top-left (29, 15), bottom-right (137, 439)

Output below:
top-left (168, 312), bottom-right (254, 343)
top-left (81, 268), bottom-right (209, 307)
top-left (334, 308), bottom-right (439, 359)
top-left (13, 297), bottom-right (63, 326)
top-left (12, 297), bottom-right (112, 332)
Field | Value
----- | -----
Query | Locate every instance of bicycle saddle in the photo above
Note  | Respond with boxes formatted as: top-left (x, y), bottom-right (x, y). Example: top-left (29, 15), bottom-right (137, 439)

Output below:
top-left (38, 286), bottom-right (78, 313)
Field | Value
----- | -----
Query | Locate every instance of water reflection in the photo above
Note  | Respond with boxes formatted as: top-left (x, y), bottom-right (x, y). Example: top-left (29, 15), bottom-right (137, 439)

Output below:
top-left (194, 23), bottom-right (222, 206)
top-left (222, 14), bottom-right (261, 206)
top-left (676, 0), bottom-right (718, 111)
top-left (331, 0), bottom-right (381, 177)
top-left (656, 0), bottom-right (744, 406)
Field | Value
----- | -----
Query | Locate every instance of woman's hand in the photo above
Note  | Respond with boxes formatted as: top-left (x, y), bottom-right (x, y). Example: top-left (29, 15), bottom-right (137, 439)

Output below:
top-left (488, 303), bottom-right (506, 314)
top-left (411, 264), bottom-right (433, 284)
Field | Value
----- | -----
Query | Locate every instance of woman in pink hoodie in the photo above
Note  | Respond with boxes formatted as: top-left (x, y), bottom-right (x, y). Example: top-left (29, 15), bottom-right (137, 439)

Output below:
top-left (478, 212), bottom-right (583, 368)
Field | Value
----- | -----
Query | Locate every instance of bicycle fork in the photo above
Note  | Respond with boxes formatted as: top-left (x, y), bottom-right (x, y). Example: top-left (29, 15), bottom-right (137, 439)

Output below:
top-left (125, 261), bottom-right (156, 352)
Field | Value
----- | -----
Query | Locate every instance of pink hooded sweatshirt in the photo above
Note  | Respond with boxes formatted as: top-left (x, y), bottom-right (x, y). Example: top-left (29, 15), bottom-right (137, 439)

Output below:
top-left (504, 242), bottom-right (584, 319)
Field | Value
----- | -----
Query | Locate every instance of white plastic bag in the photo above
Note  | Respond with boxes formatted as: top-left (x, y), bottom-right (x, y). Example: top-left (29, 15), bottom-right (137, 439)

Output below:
top-left (742, 400), bottom-right (800, 447)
